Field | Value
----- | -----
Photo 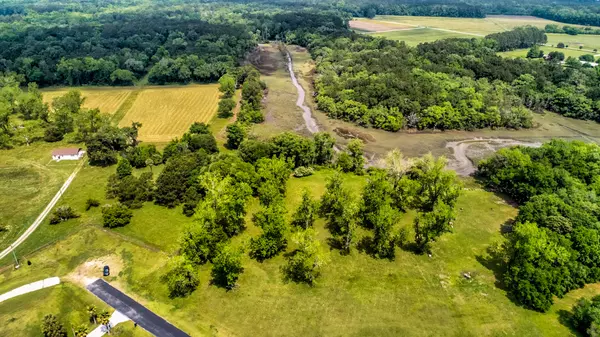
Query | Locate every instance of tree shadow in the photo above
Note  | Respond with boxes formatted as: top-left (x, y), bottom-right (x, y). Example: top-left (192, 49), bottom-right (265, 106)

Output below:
top-left (557, 309), bottom-right (582, 336)
top-left (475, 247), bottom-right (508, 292)
top-left (356, 236), bottom-right (374, 256)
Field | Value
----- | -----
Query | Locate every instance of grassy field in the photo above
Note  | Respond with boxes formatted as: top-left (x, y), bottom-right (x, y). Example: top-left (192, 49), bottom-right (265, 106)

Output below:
top-left (498, 45), bottom-right (592, 58)
top-left (360, 15), bottom-right (598, 35)
top-left (547, 33), bottom-right (600, 53)
top-left (42, 87), bottom-right (135, 115)
top-left (371, 28), bottom-right (476, 45)
top-left (1, 166), bottom-right (599, 336)
top-left (0, 142), bottom-right (76, 252)
top-left (118, 85), bottom-right (220, 143)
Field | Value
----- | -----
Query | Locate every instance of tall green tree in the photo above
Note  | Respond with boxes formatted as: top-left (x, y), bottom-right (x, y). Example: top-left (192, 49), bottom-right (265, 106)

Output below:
top-left (281, 228), bottom-right (329, 285)
top-left (162, 256), bottom-right (200, 298)
top-left (250, 201), bottom-right (288, 261)
top-left (291, 189), bottom-right (319, 230)
top-left (218, 74), bottom-right (236, 98)
top-left (211, 244), bottom-right (244, 289)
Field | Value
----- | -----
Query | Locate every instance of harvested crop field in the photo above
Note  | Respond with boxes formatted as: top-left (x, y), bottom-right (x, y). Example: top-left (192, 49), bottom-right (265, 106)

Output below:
top-left (349, 19), bottom-right (413, 32)
top-left (118, 84), bottom-right (220, 142)
top-left (357, 15), bottom-right (600, 37)
top-left (42, 87), bottom-right (134, 115)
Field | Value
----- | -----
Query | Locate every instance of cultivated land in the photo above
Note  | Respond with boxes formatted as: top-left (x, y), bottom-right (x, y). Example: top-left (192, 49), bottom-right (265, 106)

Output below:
top-left (354, 15), bottom-right (600, 50)
top-left (42, 87), bottom-right (135, 115)
top-left (118, 84), bottom-right (220, 142)
top-left (357, 15), bottom-right (598, 35)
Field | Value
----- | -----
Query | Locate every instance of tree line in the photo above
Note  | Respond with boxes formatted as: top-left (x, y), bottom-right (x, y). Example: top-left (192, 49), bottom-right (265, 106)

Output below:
top-left (478, 140), bottom-right (600, 312)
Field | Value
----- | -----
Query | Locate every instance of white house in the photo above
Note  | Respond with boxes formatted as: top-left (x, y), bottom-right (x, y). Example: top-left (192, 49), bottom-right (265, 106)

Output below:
top-left (52, 148), bottom-right (84, 161)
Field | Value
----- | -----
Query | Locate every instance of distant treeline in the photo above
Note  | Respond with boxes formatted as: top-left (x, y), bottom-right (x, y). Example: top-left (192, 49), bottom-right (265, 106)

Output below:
top-left (486, 26), bottom-right (547, 52)
top-left (0, 7), bottom-right (345, 87)
top-left (545, 24), bottom-right (600, 36)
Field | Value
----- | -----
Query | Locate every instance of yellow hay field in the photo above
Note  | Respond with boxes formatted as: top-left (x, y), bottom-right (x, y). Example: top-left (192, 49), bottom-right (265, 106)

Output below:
top-left (42, 87), bottom-right (134, 115)
top-left (119, 84), bottom-right (220, 143)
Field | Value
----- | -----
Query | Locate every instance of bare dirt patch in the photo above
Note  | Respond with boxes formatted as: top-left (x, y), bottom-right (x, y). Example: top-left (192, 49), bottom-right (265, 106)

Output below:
top-left (66, 255), bottom-right (123, 287)
top-left (446, 138), bottom-right (542, 176)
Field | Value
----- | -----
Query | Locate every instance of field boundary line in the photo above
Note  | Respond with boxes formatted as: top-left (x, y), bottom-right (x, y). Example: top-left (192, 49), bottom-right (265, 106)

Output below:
top-left (0, 161), bottom-right (83, 261)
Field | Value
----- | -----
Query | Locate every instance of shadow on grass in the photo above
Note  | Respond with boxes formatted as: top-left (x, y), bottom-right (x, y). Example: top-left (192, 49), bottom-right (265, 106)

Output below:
top-left (557, 309), bottom-right (583, 337)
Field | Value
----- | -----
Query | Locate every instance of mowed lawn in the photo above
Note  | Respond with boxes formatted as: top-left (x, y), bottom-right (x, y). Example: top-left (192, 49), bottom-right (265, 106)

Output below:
top-left (119, 84), bottom-right (220, 142)
top-left (42, 87), bottom-right (135, 115)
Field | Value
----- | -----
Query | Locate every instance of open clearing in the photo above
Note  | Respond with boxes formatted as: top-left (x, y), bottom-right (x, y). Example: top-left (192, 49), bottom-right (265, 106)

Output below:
top-left (498, 45), bottom-right (591, 58)
top-left (362, 15), bottom-right (597, 35)
top-left (547, 33), bottom-right (600, 53)
top-left (119, 84), bottom-right (220, 143)
top-left (42, 87), bottom-right (135, 115)
top-left (371, 28), bottom-right (476, 45)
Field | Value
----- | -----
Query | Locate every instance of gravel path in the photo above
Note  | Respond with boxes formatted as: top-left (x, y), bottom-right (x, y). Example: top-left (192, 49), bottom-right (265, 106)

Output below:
top-left (446, 138), bottom-right (542, 176)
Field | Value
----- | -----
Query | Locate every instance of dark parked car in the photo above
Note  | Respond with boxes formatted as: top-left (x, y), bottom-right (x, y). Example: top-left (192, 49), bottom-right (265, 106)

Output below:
top-left (103, 265), bottom-right (110, 277)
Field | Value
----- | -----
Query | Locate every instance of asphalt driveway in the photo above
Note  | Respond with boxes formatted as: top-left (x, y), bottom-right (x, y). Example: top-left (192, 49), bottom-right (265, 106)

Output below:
top-left (87, 279), bottom-right (189, 337)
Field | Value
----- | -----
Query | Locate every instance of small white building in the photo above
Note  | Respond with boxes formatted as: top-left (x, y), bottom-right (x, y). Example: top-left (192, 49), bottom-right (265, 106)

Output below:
top-left (52, 148), bottom-right (84, 161)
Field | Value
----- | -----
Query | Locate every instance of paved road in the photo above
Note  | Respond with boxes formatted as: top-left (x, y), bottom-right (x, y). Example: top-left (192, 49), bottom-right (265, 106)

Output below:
top-left (87, 279), bottom-right (189, 337)
top-left (0, 161), bottom-right (83, 260)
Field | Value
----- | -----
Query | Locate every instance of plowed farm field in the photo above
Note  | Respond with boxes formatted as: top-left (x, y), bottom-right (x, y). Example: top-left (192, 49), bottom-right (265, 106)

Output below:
top-left (42, 87), bottom-right (134, 115)
top-left (118, 84), bottom-right (220, 142)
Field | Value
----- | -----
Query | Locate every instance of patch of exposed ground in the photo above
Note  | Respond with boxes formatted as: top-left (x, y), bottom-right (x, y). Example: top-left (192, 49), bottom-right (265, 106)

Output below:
top-left (446, 138), bottom-right (542, 176)
top-left (66, 255), bottom-right (123, 287)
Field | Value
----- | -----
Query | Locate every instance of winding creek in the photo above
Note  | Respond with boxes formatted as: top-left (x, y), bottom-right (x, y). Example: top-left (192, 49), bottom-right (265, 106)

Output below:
top-left (285, 51), bottom-right (320, 134)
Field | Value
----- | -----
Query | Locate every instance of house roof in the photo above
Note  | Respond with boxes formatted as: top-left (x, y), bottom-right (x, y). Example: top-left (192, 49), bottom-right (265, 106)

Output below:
top-left (52, 148), bottom-right (81, 156)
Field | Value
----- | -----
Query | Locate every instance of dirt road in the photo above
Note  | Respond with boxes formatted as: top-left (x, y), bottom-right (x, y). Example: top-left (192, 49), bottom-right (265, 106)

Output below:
top-left (446, 138), bottom-right (542, 176)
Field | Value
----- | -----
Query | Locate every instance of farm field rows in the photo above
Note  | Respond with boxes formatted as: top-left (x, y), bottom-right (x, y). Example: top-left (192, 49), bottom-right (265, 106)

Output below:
top-left (42, 87), bottom-right (135, 115)
top-left (118, 84), bottom-right (220, 142)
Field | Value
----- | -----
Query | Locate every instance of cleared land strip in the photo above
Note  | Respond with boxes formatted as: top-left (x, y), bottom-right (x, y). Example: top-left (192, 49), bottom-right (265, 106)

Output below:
top-left (0, 161), bottom-right (83, 260)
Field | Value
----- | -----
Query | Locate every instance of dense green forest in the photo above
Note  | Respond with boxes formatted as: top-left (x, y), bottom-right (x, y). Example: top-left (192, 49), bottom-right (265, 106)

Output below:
top-left (302, 25), bottom-right (600, 132)
top-left (478, 140), bottom-right (600, 312)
